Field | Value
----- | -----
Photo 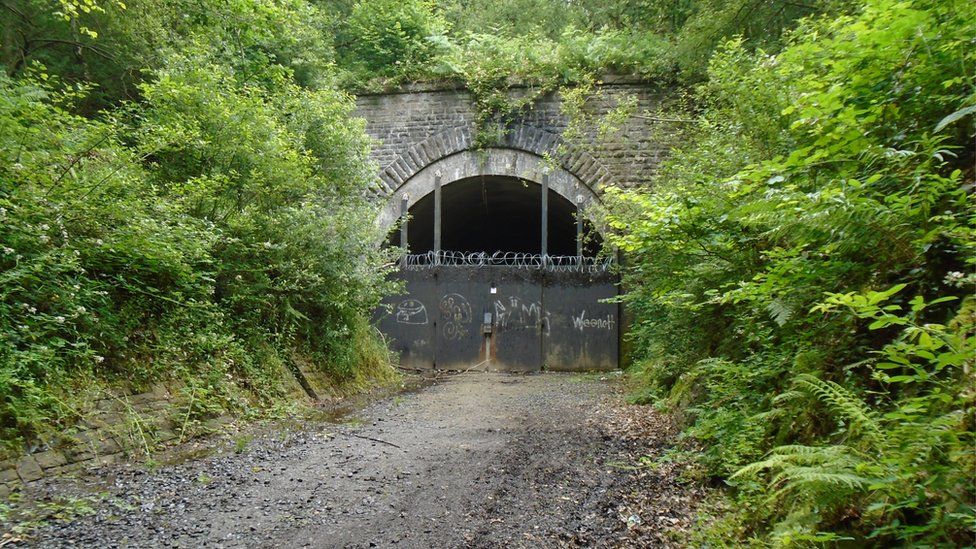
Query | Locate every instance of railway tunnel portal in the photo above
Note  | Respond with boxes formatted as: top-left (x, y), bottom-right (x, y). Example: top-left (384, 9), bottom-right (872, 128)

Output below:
top-left (358, 80), bottom-right (670, 371)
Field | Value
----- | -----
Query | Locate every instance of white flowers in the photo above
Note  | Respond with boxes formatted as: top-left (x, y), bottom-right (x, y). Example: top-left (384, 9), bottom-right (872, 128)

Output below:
top-left (77, 306), bottom-right (87, 314)
top-left (944, 271), bottom-right (971, 287)
top-left (94, 355), bottom-right (105, 364)
top-left (55, 316), bottom-right (66, 324)
top-left (1, 247), bottom-right (11, 255)
top-left (263, 241), bottom-right (273, 249)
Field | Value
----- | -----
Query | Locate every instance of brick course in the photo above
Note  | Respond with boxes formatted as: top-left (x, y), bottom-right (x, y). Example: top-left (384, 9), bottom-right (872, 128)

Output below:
top-left (355, 79), bottom-right (672, 199)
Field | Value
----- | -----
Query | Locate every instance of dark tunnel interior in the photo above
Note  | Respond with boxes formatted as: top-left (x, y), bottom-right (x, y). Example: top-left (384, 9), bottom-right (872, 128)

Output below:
top-left (388, 176), bottom-right (601, 256)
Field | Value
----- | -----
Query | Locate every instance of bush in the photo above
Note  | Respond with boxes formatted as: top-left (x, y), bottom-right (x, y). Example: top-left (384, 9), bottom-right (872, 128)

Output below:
top-left (337, 0), bottom-right (448, 83)
top-left (0, 50), bottom-right (397, 452)
top-left (603, 0), bottom-right (975, 543)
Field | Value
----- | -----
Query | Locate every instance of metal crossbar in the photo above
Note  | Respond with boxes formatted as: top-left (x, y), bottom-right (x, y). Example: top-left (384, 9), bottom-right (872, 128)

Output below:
top-left (401, 251), bottom-right (614, 273)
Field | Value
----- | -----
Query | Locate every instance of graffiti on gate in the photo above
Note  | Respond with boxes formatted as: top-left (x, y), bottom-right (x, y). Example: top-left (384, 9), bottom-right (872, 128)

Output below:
top-left (439, 293), bottom-right (472, 340)
top-left (571, 309), bottom-right (616, 332)
top-left (395, 298), bottom-right (429, 325)
top-left (494, 295), bottom-right (551, 336)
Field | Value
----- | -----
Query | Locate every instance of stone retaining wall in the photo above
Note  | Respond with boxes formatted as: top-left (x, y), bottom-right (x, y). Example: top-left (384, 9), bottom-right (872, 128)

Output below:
top-left (0, 384), bottom-right (178, 498)
top-left (0, 360), bottom-right (352, 497)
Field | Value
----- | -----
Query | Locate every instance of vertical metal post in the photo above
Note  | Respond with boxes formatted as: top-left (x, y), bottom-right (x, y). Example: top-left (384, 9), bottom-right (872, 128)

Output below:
top-left (576, 196), bottom-right (584, 259)
top-left (433, 172), bottom-right (442, 265)
top-left (540, 170), bottom-right (551, 368)
top-left (540, 172), bottom-right (549, 260)
top-left (399, 194), bottom-right (409, 267)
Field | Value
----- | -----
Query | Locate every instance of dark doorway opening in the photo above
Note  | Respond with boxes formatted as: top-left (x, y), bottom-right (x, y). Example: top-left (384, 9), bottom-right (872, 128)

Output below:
top-left (389, 175), bottom-right (601, 256)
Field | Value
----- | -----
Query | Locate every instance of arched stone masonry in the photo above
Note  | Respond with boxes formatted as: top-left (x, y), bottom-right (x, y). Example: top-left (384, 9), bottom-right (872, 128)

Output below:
top-left (355, 79), bottom-right (672, 205)
top-left (374, 124), bottom-right (611, 197)
top-left (375, 147), bottom-right (601, 234)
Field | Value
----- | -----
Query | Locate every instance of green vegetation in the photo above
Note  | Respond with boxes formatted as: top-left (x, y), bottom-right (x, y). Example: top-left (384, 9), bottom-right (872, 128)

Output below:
top-left (328, 0), bottom-right (976, 543)
top-left (1, 0), bottom-right (397, 454)
top-left (2, 0), bottom-right (973, 544)
top-left (601, 0), bottom-right (975, 544)
top-left (326, 0), bottom-right (839, 148)
top-left (0, 490), bottom-right (104, 535)
top-left (330, 0), bottom-right (839, 88)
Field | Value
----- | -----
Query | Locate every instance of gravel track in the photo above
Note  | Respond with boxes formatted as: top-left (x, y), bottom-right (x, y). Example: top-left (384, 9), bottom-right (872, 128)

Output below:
top-left (17, 372), bottom-right (699, 548)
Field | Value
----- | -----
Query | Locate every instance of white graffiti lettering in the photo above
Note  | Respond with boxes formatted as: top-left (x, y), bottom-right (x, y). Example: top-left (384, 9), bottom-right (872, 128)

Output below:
top-left (572, 310), bottom-right (616, 332)
top-left (494, 295), bottom-right (550, 336)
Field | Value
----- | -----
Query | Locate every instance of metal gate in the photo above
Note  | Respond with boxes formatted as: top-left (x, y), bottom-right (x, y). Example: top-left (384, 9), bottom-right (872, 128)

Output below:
top-left (376, 254), bottom-right (618, 372)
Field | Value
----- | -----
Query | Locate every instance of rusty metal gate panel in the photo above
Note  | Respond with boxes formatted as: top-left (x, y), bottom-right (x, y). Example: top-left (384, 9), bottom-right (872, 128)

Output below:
top-left (542, 271), bottom-right (618, 371)
top-left (375, 259), bottom-right (618, 372)
top-left (375, 270), bottom-right (436, 370)
top-left (432, 267), bottom-right (485, 371)
top-left (484, 267), bottom-right (544, 372)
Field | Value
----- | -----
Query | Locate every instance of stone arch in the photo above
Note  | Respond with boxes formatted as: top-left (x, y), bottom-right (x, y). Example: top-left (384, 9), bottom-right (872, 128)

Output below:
top-left (377, 148), bottom-right (604, 234)
top-left (374, 124), bottom-right (614, 196)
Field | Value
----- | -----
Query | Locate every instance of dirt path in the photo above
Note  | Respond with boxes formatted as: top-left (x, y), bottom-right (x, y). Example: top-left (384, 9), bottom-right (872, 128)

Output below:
top-left (23, 372), bottom-right (700, 548)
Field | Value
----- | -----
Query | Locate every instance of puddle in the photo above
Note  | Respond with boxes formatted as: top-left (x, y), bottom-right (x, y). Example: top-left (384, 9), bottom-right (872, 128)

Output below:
top-left (305, 403), bottom-right (361, 424)
top-left (156, 444), bottom-right (217, 467)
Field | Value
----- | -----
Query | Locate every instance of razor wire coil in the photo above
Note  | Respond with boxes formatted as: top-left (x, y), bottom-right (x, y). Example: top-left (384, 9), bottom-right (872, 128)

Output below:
top-left (400, 251), bottom-right (614, 273)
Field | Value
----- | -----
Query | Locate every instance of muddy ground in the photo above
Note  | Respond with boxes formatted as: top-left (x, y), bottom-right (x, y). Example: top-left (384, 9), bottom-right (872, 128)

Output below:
top-left (13, 372), bottom-right (703, 548)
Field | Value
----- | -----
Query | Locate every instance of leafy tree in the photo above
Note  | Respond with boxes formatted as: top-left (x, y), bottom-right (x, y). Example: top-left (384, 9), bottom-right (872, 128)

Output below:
top-left (1, 0), bottom-right (336, 109)
top-left (439, 0), bottom-right (582, 39)
top-left (336, 0), bottom-right (447, 84)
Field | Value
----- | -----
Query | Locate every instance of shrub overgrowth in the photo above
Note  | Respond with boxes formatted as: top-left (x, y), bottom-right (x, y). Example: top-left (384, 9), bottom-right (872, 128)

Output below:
top-left (332, 0), bottom-right (840, 89)
top-left (602, 0), bottom-right (974, 544)
top-left (325, 0), bottom-right (842, 146)
top-left (0, 1), bottom-right (396, 454)
top-left (2, 0), bottom-right (972, 543)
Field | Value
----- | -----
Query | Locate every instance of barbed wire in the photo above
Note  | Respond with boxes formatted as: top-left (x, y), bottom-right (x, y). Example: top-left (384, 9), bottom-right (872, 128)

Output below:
top-left (401, 251), bottom-right (614, 273)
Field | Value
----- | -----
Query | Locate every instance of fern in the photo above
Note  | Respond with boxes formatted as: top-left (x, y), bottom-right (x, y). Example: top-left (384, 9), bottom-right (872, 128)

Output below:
top-left (771, 389), bottom-right (805, 405)
top-left (793, 374), bottom-right (883, 447)
top-left (734, 444), bottom-right (869, 479)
